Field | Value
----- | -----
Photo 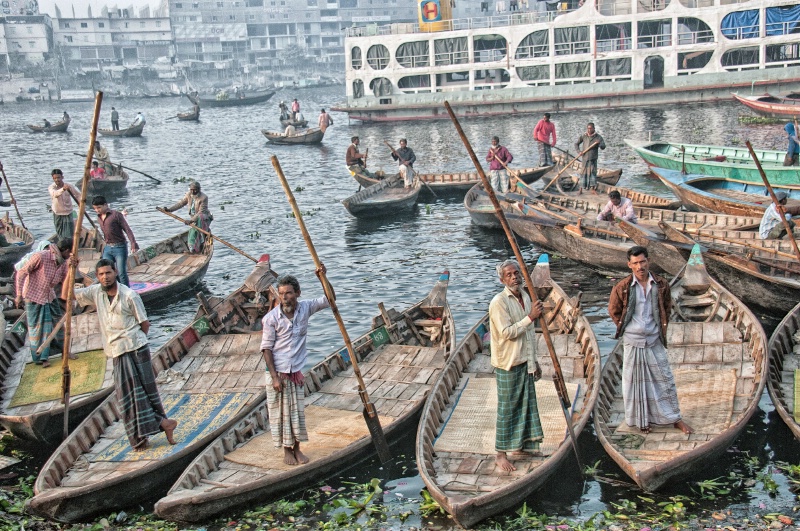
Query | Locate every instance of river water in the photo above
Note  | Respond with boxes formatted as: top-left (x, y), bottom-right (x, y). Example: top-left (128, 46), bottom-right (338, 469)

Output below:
top-left (1, 89), bottom-right (799, 528)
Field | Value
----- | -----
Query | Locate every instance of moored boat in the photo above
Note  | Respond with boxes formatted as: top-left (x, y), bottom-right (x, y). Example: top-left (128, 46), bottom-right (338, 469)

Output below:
top-left (262, 128), bottom-right (324, 145)
top-left (463, 183), bottom-right (519, 228)
top-left (594, 245), bottom-right (768, 491)
top-left (0, 216), bottom-right (35, 270)
top-left (153, 271), bottom-right (454, 523)
top-left (188, 90), bottom-right (275, 108)
top-left (767, 301), bottom-right (800, 440)
top-left (540, 157), bottom-right (622, 192)
top-left (732, 93), bottom-right (800, 118)
top-left (98, 122), bottom-right (146, 137)
top-left (27, 117), bottom-right (71, 133)
top-left (342, 173), bottom-right (421, 218)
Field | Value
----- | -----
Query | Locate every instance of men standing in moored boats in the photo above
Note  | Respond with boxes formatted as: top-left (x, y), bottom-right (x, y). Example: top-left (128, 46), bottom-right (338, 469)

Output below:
top-left (291, 98), bottom-right (300, 120)
top-left (346, 136), bottom-right (375, 178)
top-left (49, 169), bottom-right (80, 240)
top-left (391, 138), bottom-right (416, 188)
top-left (759, 191), bottom-right (800, 240)
top-left (162, 181), bottom-right (213, 253)
top-left (111, 107), bottom-right (120, 131)
top-left (532, 113), bottom-right (556, 167)
top-left (260, 269), bottom-right (331, 465)
top-left (575, 122), bottom-right (606, 191)
top-left (488, 260), bottom-right (544, 472)
top-left (608, 246), bottom-right (693, 435)
top-left (93, 196), bottom-right (139, 287)
top-left (486, 136), bottom-right (513, 194)
top-left (597, 190), bottom-right (637, 223)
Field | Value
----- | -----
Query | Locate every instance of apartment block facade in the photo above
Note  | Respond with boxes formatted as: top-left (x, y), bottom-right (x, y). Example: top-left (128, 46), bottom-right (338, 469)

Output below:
top-left (0, 14), bottom-right (53, 66)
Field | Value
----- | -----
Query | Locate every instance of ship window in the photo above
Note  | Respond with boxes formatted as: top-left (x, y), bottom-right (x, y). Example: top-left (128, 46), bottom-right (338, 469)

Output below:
top-left (721, 10), bottom-right (759, 40)
top-left (369, 77), bottom-right (393, 96)
top-left (596, 58), bottom-right (631, 76)
top-left (516, 30), bottom-right (548, 59)
top-left (766, 43), bottom-right (800, 65)
top-left (555, 61), bottom-right (590, 79)
top-left (366, 44), bottom-right (390, 69)
top-left (473, 34), bottom-right (506, 63)
top-left (353, 79), bottom-right (364, 98)
top-left (677, 18), bottom-right (713, 45)
top-left (644, 56), bottom-right (664, 88)
top-left (721, 47), bottom-right (759, 69)
top-left (637, 0), bottom-right (669, 13)
top-left (554, 27), bottom-right (589, 55)
top-left (474, 69), bottom-right (509, 89)
top-left (596, 23), bottom-right (631, 52)
top-left (398, 74), bottom-right (431, 92)
top-left (396, 41), bottom-right (429, 68)
top-left (516, 65), bottom-right (549, 81)
top-left (351, 46), bottom-right (362, 69)
top-left (637, 20), bottom-right (672, 48)
top-left (434, 37), bottom-right (469, 66)
top-left (766, 5), bottom-right (800, 36)
top-left (678, 50), bottom-right (712, 71)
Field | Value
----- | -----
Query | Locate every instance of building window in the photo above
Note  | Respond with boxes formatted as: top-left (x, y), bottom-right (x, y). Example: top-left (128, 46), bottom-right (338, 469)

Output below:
top-left (63, 22), bottom-right (70, 28)
top-left (81, 22), bottom-right (88, 28)
top-left (26, 26), bottom-right (32, 34)
top-left (269, 13), bottom-right (275, 18)
top-left (29, 41), bottom-right (35, 48)
top-left (140, 21), bottom-right (146, 26)
top-left (98, 22), bottom-right (105, 27)
top-left (212, 15), bottom-right (218, 20)
top-left (65, 35), bottom-right (73, 42)
top-left (249, 14), bottom-right (255, 19)
top-left (283, 13), bottom-right (288, 17)
top-left (175, 2), bottom-right (182, 7)
top-left (125, 22), bottom-right (129, 27)
top-left (230, 14), bottom-right (236, 19)
top-left (156, 20), bottom-right (162, 26)
top-left (217, 1), bottom-right (223, 4)
top-left (190, 15), bottom-right (197, 20)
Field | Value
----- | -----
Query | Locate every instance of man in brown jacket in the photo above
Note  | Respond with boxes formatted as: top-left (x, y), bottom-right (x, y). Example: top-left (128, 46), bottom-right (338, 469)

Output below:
top-left (608, 246), bottom-right (693, 435)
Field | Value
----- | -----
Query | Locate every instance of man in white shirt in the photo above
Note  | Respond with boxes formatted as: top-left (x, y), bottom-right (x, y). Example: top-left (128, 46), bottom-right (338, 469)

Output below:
top-left (597, 190), bottom-right (637, 223)
top-left (132, 112), bottom-right (145, 127)
top-left (759, 191), bottom-right (800, 239)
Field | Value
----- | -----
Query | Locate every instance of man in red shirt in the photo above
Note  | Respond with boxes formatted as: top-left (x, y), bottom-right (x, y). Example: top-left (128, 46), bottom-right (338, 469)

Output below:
top-left (532, 113), bottom-right (556, 167)
top-left (92, 196), bottom-right (139, 287)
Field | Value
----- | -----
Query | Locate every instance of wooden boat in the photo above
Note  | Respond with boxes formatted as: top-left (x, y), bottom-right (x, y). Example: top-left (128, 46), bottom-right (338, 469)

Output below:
top-left (342, 173), bottom-right (421, 218)
top-left (25, 259), bottom-right (281, 523)
top-left (27, 116), bottom-right (71, 133)
top-left (651, 167), bottom-right (800, 217)
top-left (0, 215), bottom-right (35, 270)
top-left (732, 92), bottom-right (800, 118)
top-left (533, 180), bottom-right (682, 210)
top-left (177, 107), bottom-right (200, 121)
top-left (280, 117), bottom-right (308, 127)
top-left (262, 128), bottom-right (324, 145)
top-left (463, 183), bottom-right (521, 229)
top-left (98, 122), bottom-right (146, 138)
top-left (595, 245), bottom-right (768, 491)
top-left (540, 155), bottom-right (622, 192)
top-left (417, 255), bottom-right (599, 528)
top-left (625, 139), bottom-right (800, 187)
top-left (75, 166), bottom-right (129, 196)
top-left (767, 301), bottom-right (800, 440)
top-left (187, 90), bottom-right (275, 108)
top-left (153, 271), bottom-right (454, 523)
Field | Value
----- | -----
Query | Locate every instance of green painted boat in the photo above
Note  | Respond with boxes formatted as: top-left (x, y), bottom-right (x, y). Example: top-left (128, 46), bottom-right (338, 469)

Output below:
top-left (625, 139), bottom-right (800, 186)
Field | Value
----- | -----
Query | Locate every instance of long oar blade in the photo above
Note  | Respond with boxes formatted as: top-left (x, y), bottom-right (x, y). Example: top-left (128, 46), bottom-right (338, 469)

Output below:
top-left (363, 399), bottom-right (392, 463)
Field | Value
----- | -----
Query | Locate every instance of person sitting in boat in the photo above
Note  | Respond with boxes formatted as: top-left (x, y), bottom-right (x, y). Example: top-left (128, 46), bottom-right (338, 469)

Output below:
top-left (575, 122), bottom-right (606, 192)
top-left (295, 111), bottom-right (305, 122)
top-left (42, 118), bottom-right (51, 128)
top-left (161, 181), bottom-right (212, 253)
top-left (94, 141), bottom-right (113, 174)
top-left (486, 136), bottom-right (513, 194)
top-left (346, 136), bottom-right (375, 178)
top-left (391, 138), bottom-right (416, 188)
top-left (284, 124), bottom-right (296, 137)
top-left (759, 191), bottom-right (800, 240)
top-left (131, 112), bottom-right (145, 127)
top-left (597, 190), bottom-right (637, 223)
top-left (90, 161), bottom-right (107, 180)
top-left (784, 123), bottom-right (799, 166)
top-left (62, 111), bottom-right (69, 122)
top-left (279, 101), bottom-right (290, 120)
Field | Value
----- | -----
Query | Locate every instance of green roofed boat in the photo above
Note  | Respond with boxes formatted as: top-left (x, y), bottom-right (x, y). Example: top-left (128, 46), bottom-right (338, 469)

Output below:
top-left (625, 139), bottom-right (800, 187)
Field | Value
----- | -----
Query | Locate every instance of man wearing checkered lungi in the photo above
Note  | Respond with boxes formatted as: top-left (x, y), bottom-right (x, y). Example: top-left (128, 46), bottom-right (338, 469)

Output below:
top-left (574, 122), bottom-right (606, 191)
top-left (608, 246), bottom-right (693, 436)
top-left (261, 269), bottom-right (330, 466)
top-left (488, 260), bottom-right (545, 472)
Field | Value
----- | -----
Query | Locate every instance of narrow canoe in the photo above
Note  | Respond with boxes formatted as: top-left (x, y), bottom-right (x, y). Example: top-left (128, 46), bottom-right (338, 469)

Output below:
top-left (262, 128), bottom-right (324, 145)
top-left (595, 245), bottom-right (768, 491)
top-left (651, 167), bottom-right (800, 217)
top-left (463, 183), bottom-right (520, 229)
top-left (732, 92), bottom-right (800, 118)
top-left (25, 259), bottom-right (280, 523)
top-left (98, 122), bottom-right (146, 137)
top-left (177, 107), bottom-right (200, 121)
top-left (767, 301), bottom-right (800, 440)
top-left (28, 117), bottom-right (71, 133)
top-left (0, 216), bottom-right (35, 270)
top-left (342, 173), bottom-right (421, 218)
top-left (540, 156), bottom-right (622, 192)
top-left (417, 255), bottom-right (599, 529)
top-left (153, 271), bottom-right (455, 523)
top-left (526, 179), bottom-right (682, 210)
top-left (189, 91), bottom-right (275, 108)
top-left (75, 167), bottom-right (129, 196)
top-left (280, 118), bottom-right (308, 127)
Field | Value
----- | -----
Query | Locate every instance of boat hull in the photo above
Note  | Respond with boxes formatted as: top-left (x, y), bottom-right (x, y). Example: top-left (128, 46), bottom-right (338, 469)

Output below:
top-left (343, 175), bottom-right (421, 218)
top-left (767, 302), bottom-right (800, 440)
top-left (733, 93), bottom-right (800, 118)
top-left (262, 128), bottom-right (324, 144)
top-left (197, 91), bottom-right (275, 108)
top-left (98, 122), bottom-right (145, 137)
top-left (28, 118), bottom-right (70, 133)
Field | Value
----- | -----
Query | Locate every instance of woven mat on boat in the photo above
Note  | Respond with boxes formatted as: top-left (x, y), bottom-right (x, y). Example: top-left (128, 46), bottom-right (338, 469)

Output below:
top-left (224, 405), bottom-right (397, 470)
top-left (130, 281), bottom-right (168, 294)
top-left (615, 369), bottom-right (736, 435)
top-left (90, 392), bottom-right (253, 462)
top-left (433, 378), bottom-right (579, 455)
top-left (9, 349), bottom-right (106, 408)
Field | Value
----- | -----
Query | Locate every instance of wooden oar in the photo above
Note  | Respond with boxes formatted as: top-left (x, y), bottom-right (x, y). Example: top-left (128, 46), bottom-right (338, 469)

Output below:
top-left (165, 116), bottom-right (179, 121)
top-left (157, 208), bottom-right (257, 263)
top-left (65, 188), bottom-right (97, 230)
top-left (0, 160), bottom-right (26, 228)
top-left (488, 149), bottom-right (521, 188)
top-left (384, 140), bottom-right (438, 198)
top-left (271, 154), bottom-right (392, 464)
top-left (71, 153), bottom-right (162, 184)
top-left (745, 140), bottom-right (800, 263)
top-left (444, 100), bottom-right (582, 470)
top-left (36, 315), bottom-right (66, 355)
top-left (541, 142), bottom-right (599, 193)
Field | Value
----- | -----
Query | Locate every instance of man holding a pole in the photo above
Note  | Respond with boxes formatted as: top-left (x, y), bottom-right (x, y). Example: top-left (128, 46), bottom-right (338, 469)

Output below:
top-left (759, 191), bottom-right (800, 240)
top-left (489, 259), bottom-right (544, 472)
top-left (49, 169), bottom-right (80, 240)
top-left (574, 122), bottom-right (606, 191)
top-left (161, 181), bottom-right (212, 253)
top-left (391, 138), bottom-right (416, 188)
top-left (260, 270), bottom-right (329, 466)
top-left (486, 136), bottom-right (513, 194)
top-left (532, 113), bottom-right (556, 167)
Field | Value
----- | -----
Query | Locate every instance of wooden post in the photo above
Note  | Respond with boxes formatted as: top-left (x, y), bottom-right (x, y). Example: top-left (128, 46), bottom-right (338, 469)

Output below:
top-left (0, 161), bottom-right (27, 228)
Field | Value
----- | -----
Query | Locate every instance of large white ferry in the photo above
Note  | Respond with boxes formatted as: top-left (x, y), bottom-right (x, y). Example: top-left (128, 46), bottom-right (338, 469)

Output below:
top-left (334, 0), bottom-right (800, 121)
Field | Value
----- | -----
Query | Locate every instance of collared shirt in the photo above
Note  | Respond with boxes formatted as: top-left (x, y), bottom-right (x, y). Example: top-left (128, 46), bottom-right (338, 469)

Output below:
top-left (132, 114), bottom-right (145, 126)
top-left (97, 209), bottom-right (138, 247)
top-left (260, 296), bottom-right (329, 373)
top-left (759, 203), bottom-right (791, 239)
top-left (392, 146), bottom-right (416, 167)
top-left (597, 197), bottom-right (637, 223)
top-left (49, 182), bottom-right (80, 216)
top-left (533, 119), bottom-right (557, 145)
top-left (15, 246), bottom-right (68, 304)
top-left (486, 146), bottom-right (513, 171)
top-left (488, 286), bottom-right (537, 371)
top-left (575, 132), bottom-right (606, 162)
top-left (74, 283), bottom-right (149, 358)
top-left (622, 273), bottom-right (660, 347)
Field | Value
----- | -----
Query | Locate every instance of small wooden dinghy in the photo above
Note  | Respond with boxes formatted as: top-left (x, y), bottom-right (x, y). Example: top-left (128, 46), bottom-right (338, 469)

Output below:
top-left (262, 128), bottom-right (324, 145)
top-left (75, 165), bottom-right (129, 196)
top-left (417, 256), bottom-right (599, 529)
top-left (189, 90), bottom-right (275, 108)
top-left (732, 92), bottom-right (800, 119)
top-left (153, 271), bottom-right (455, 523)
top-left (463, 183), bottom-right (522, 229)
top-left (98, 122), bottom-right (145, 137)
top-left (594, 245), bottom-right (768, 491)
top-left (280, 117), bottom-right (308, 127)
top-left (540, 155), bottom-right (622, 192)
top-left (767, 301), bottom-right (800, 439)
top-left (342, 173), bottom-right (421, 218)
top-left (28, 116), bottom-right (71, 133)
top-left (177, 107), bottom-right (200, 121)
top-left (25, 258), bottom-right (281, 523)
top-left (0, 214), bottom-right (35, 270)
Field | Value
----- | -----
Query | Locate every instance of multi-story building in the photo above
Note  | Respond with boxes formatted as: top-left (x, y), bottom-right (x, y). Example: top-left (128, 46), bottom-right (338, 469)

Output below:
top-left (0, 14), bottom-right (54, 66)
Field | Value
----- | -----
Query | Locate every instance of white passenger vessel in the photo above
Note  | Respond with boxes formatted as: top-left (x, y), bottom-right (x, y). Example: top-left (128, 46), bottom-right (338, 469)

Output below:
top-left (334, 0), bottom-right (800, 121)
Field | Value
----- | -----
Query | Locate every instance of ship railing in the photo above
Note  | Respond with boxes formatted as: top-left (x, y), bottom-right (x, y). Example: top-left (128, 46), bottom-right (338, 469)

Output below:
top-left (637, 33), bottom-right (672, 48)
top-left (397, 55), bottom-right (431, 68)
top-left (596, 37), bottom-right (632, 51)
top-left (434, 51), bottom-right (471, 66)
top-left (721, 25), bottom-right (759, 40)
top-left (555, 41), bottom-right (591, 55)
top-left (515, 44), bottom-right (550, 57)
top-left (596, 74), bottom-right (633, 82)
top-left (677, 29), bottom-right (714, 45)
top-left (766, 21), bottom-right (794, 36)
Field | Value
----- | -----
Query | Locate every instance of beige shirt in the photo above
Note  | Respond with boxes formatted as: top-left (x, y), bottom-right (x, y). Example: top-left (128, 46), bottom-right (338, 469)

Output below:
top-left (488, 286), bottom-right (537, 371)
top-left (48, 182), bottom-right (80, 216)
top-left (74, 283), bottom-right (149, 358)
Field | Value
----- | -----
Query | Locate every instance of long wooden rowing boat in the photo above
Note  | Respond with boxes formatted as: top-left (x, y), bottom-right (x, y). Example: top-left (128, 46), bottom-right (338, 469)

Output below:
top-left (732, 92), bottom-right (800, 118)
top-left (0, 215), bottom-right (35, 270)
top-left (625, 139), bottom-right (800, 186)
top-left (98, 122), bottom-right (146, 137)
top-left (342, 173), bottom-right (421, 218)
top-left (153, 271), bottom-right (455, 523)
top-left (527, 180), bottom-right (681, 210)
top-left (595, 245), bottom-right (768, 491)
top-left (540, 156), bottom-right (622, 192)
top-left (25, 259), bottom-right (280, 523)
top-left (177, 107), bottom-right (200, 121)
top-left (767, 301), bottom-right (800, 440)
top-left (417, 255), bottom-right (598, 528)
top-left (75, 166), bottom-right (129, 196)
top-left (188, 90), bottom-right (275, 108)
top-left (28, 117), bottom-right (71, 133)
top-left (262, 128), bottom-right (324, 145)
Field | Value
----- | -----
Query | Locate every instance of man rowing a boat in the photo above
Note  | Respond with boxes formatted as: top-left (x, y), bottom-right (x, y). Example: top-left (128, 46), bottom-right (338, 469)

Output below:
top-left (608, 246), bottom-right (693, 436)
top-left (346, 136), bottom-right (375, 178)
top-left (532, 113), bottom-right (556, 166)
top-left (391, 138), bottom-right (416, 188)
top-left (489, 260), bottom-right (544, 472)
top-left (486, 136), bottom-right (513, 194)
top-left (759, 191), bottom-right (800, 240)
top-left (597, 190), bottom-right (637, 223)
top-left (49, 169), bottom-right (80, 240)
top-left (260, 269), bottom-right (330, 465)
top-left (94, 141), bottom-right (113, 174)
top-left (162, 181), bottom-right (213, 253)
top-left (575, 122), bottom-right (606, 191)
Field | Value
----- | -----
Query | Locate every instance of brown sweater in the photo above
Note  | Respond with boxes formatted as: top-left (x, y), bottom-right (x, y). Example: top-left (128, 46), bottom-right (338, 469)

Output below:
top-left (608, 273), bottom-right (672, 347)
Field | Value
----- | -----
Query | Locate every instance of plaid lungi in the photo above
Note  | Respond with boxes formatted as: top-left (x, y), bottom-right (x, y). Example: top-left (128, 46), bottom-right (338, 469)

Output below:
top-left (26, 300), bottom-right (64, 364)
top-left (495, 362), bottom-right (543, 452)
top-left (266, 373), bottom-right (308, 448)
top-left (114, 345), bottom-right (167, 448)
top-left (622, 342), bottom-right (682, 429)
top-left (582, 159), bottom-right (598, 188)
top-left (537, 142), bottom-right (553, 166)
top-left (188, 212), bottom-right (212, 254)
top-left (53, 213), bottom-right (75, 242)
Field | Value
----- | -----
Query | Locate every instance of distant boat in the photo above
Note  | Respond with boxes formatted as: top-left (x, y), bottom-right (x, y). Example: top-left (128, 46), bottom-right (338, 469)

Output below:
top-left (98, 122), bottom-right (145, 137)
top-left (262, 128), bottom-right (325, 145)
top-left (187, 90), bottom-right (275, 108)
top-left (177, 107), bottom-right (200, 121)
top-left (59, 90), bottom-right (95, 103)
top-left (732, 93), bottom-right (800, 118)
top-left (28, 117), bottom-right (71, 133)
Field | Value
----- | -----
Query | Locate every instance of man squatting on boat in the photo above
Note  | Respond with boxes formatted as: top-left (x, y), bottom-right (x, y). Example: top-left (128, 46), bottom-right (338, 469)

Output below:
top-left (489, 259), bottom-right (544, 472)
top-left (608, 246), bottom-right (693, 435)
top-left (575, 123), bottom-right (606, 191)
top-left (261, 267), bottom-right (330, 465)
top-left (597, 190), bottom-right (637, 223)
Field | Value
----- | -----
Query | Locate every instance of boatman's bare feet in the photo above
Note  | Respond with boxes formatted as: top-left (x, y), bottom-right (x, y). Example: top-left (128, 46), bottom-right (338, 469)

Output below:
top-left (133, 438), bottom-right (149, 452)
top-left (284, 446), bottom-right (298, 465)
top-left (293, 442), bottom-right (309, 464)
top-left (161, 418), bottom-right (178, 445)
top-left (496, 452), bottom-right (516, 472)
top-left (675, 420), bottom-right (694, 434)
top-left (640, 425), bottom-right (651, 434)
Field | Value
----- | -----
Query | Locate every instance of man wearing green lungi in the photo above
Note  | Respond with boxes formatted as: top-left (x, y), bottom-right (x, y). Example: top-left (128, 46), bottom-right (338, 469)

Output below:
top-left (162, 181), bottom-right (212, 253)
top-left (489, 259), bottom-right (545, 472)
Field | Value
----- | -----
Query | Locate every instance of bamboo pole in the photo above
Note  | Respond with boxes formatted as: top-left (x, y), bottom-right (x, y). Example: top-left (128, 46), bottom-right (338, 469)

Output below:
top-left (383, 140), bottom-right (438, 198)
top-left (541, 142), bottom-right (599, 193)
top-left (157, 208), bottom-right (257, 262)
top-left (0, 161), bottom-right (26, 228)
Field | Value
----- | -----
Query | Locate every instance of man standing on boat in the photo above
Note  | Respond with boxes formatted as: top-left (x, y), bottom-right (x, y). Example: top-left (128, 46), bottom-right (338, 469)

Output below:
top-left (261, 269), bottom-right (330, 465)
top-left (575, 122), bottom-right (606, 191)
top-left (489, 259), bottom-right (544, 472)
top-left (68, 258), bottom-right (178, 451)
top-left (92, 196), bottom-right (139, 287)
top-left (346, 136), bottom-right (375, 178)
top-left (161, 181), bottom-right (212, 253)
top-left (49, 169), bottom-right (80, 240)
top-left (391, 138), bottom-right (416, 188)
top-left (784, 123), bottom-right (799, 166)
top-left (318, 108), bottom-right (333, 133)
top-left (597, 190), bottom-right (637, 223)
top-left (111, 107), bottom-right (120, 131)
top-left (486, 136), bottom-right (513, 194)
top-left (759, 191), bottom-right (800, 240)
top-left (532, 113), bottom-right (556, 166)
top-left (608, 246), bottom-right (693, 435)
top-left (291, 99), bottom-right (300, 120)
top-left (132, 112), bottom-right (145, 127)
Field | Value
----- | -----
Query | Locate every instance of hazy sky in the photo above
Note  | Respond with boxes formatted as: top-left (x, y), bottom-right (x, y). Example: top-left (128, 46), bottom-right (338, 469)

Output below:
top-left (37, 0), bottom-right (157, 18)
